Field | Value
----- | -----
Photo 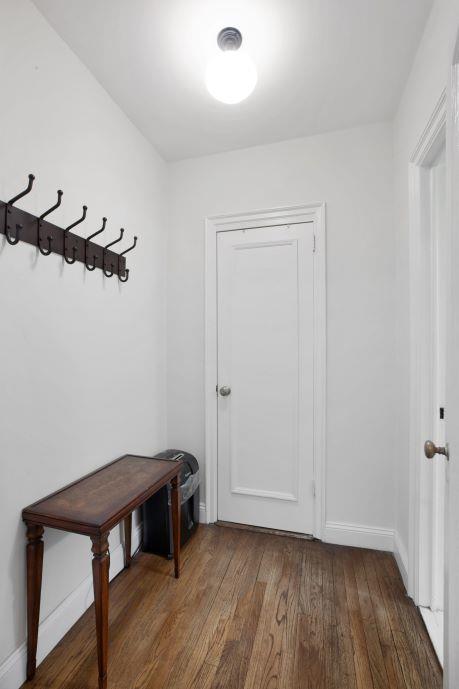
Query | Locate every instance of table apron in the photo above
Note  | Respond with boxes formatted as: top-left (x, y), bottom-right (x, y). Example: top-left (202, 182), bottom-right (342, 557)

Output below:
top-left (22, 469), bottom-right (181, 536)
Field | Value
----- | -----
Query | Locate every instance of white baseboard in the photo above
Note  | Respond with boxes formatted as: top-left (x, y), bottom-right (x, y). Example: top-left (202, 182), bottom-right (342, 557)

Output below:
top-left (323, 520), bottom-right (394, 552)
top-left (199, 501), bottom-right (207, 524)
top-left (393, 531), bottom-right (409, 590)
top-left (199, 510), bottom-right (395, 553)
top-left (0, 525), bottom-right (142, 689)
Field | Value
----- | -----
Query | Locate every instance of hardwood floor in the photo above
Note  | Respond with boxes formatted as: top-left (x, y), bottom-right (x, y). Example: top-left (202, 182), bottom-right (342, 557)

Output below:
top-left (23, 525), bottom-right (442, 689)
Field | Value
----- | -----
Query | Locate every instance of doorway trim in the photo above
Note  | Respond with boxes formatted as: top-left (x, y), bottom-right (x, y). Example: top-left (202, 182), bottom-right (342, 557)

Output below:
top-left (204, 203), bottom-right (326, 538)
top-left (444, 34), bottom-right (459, 689)
top-left (408, 89), bottom-right (446, 605)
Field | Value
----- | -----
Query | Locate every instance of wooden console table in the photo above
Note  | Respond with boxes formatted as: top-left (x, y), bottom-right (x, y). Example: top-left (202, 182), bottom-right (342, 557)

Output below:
top-left (22, 454), bottom-right (182, 689)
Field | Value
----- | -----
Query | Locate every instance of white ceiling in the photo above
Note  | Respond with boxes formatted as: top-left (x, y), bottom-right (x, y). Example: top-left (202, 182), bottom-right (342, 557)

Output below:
top-left (33, 0), bottom-right (433, 161)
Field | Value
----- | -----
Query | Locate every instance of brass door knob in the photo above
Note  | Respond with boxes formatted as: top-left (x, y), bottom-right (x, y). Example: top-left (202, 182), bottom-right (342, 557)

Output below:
top-left (424, 440), bottom-right (449, 460)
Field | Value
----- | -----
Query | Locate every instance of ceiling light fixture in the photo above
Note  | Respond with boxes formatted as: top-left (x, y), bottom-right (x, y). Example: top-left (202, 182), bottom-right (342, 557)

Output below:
top-left (206, 27), bottom-right (257, 105)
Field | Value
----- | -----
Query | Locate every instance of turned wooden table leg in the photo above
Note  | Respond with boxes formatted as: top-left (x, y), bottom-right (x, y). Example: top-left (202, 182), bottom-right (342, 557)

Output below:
top-left (26, 523), bottom-right (44, 680)
top-left (124, 514), bottom-right (132, 568)
top-left (171, 474), bottom-right (181, 578)
top-left (91, 533), bottom-right (110, 689)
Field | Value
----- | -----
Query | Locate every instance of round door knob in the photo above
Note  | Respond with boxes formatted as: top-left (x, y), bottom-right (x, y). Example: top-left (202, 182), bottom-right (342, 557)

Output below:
top-left (219, 385), bottom-right (231, 397)
top-left (424, 440), bottom-right (449, 460)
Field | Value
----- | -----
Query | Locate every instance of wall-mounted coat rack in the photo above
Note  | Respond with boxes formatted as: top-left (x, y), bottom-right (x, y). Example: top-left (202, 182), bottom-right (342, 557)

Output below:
top-left (0, 174), bottom-right (138, 282)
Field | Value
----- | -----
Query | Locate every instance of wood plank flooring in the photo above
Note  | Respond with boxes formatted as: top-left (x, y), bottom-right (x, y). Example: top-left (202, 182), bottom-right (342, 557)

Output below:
top-left (23, 525), bottom-right (442, 689)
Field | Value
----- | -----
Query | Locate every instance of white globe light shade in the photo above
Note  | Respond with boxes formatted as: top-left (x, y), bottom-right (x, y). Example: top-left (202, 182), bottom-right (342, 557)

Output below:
top-left (206, 50), bottom-right (257, 104)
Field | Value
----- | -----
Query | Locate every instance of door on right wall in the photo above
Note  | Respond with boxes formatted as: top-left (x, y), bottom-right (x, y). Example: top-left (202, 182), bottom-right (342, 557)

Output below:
top-left (421, 143), bottom-right (447, 664)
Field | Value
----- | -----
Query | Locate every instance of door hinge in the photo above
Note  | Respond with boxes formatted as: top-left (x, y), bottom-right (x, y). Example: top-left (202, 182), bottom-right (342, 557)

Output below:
top-left (313, 235), bottom-right (316, 253)
top-left (440, 407), bottom-right (445, 420)
top-left (312, 480), bottom-right (316, 498)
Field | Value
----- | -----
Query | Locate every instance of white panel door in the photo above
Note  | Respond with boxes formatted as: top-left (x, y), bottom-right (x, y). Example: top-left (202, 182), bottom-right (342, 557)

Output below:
top-left (217, 223), bottom-right (315, 534)
top-left (431, 148), bottom-right (446, 615)
top-left (419, 144), bottom-right (446, 661)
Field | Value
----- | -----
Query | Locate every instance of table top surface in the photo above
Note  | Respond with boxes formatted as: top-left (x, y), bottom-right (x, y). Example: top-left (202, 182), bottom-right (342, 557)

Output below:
top-left (22, 455), bottom-right (182, 535)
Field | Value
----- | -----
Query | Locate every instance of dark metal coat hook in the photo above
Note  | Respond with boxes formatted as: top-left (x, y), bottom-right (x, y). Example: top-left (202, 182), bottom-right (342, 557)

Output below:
top-left (120, 235), bottom-right (138, 258)
top-left (8, 173), bottom-right (35, 206)
top-left (85, 217), bottom-right (106, 271)
top-left (5, 222), bottom-right (23, 245)
top-left (65, 205), bottom-right (87, 232)
top-left (104, 228), bottom-right (124, 251)
top-left (40, 190), bottom-right (63, 221)
top-left (103, 228), bottom-right (124, 277)
top-left (64, 205), bottom-right (87, 264)
top-left (5, 174), bottom-right (35, 245)
top-left (85, 255), bottom-right (97, 271)
top-left (64, 243), bottom-right (78, 264)
top-left (86, 217), bottom-right (107, 243)
top-left (118, 236), bottom-right (137, 283)
top-left (38, 236), bottom-right (53, 256)
top-left (38, 190), bottom-right (63, 256)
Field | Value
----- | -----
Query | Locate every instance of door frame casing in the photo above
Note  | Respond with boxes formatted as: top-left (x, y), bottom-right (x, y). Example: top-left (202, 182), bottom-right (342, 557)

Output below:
top-left (445, 35), bottom-right (459, 689)
top-left (204, 203), bottom-right (326, 538)
top-left (408, 90), bottom-right (446, 605)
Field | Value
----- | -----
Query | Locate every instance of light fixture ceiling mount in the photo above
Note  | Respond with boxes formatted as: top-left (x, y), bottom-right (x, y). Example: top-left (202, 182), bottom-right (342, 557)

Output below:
top-left (217, 27), bottom-right (243, 51)
top-left (205, 26), bottom-right (257, 105)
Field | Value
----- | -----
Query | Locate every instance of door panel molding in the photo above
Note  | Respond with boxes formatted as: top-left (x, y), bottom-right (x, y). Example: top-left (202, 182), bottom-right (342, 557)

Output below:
top-left (231, 487), bottom-right (298, 502)
top-left (204, 203), bottom-right (326, 539)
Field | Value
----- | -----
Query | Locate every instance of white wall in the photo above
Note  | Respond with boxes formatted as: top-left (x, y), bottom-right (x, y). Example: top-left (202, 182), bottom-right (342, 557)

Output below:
top-left (0, 0), bottom-right (167, 681)
top-left (167, 122), bottom-right (396, 539)
top-left (393, 0), bottom-right (459, 580)
top-left (4, 0), bottom-right (450, 683)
